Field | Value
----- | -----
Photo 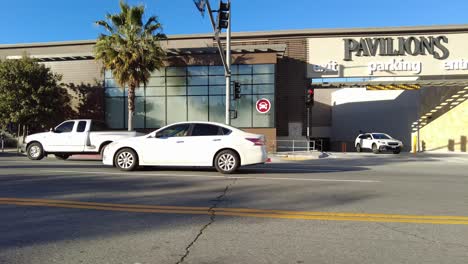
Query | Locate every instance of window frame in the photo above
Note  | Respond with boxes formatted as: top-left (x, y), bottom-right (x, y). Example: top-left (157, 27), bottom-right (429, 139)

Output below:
top-left (54, 121), bottom-right (75, 133)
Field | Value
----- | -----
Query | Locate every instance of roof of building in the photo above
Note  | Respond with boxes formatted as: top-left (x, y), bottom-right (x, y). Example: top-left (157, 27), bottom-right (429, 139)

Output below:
top-left (2, 24), bottom-right (468, 49)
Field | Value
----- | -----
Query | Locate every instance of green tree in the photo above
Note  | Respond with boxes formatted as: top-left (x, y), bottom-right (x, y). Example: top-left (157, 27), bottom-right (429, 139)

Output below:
top-left (0, 55), bottom-right (72, 134)
top-left (95, 0), bottom-right (166, 131)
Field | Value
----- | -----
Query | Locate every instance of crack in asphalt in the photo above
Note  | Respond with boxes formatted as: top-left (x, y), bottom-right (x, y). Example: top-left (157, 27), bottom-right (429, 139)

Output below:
top-left (175, 178), bottom-right (237, 264)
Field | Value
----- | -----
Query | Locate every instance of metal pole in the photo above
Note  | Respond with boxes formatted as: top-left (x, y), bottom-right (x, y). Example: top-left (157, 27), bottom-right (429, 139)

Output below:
top-left (225, 0), bottom-right (231, 125)
top-left (417, 89), bottom-right (421, 152)
top-left (206, 1), bottom-right (229, 74)
top-left (306, 107), bottom-right (310, 139)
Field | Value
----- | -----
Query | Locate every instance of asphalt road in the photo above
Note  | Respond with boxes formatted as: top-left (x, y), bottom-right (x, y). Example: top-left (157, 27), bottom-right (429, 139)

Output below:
top-left (1, 152), bottom-right (468, 264)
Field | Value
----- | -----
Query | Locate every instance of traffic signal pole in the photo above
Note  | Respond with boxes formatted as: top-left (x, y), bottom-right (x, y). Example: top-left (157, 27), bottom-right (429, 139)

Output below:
top-left (225, 0), bottom-right (231, 125)
top-left (203, 0), bottom-right (231, 125)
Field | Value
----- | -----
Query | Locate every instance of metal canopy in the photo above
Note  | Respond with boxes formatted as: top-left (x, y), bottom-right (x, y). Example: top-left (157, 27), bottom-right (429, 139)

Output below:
top-left (6, 44), bottom-right (286, 62)
top-left (165, 44), bottom-right (286, 57)
top-left (313, 78), bottom-right (468, 88)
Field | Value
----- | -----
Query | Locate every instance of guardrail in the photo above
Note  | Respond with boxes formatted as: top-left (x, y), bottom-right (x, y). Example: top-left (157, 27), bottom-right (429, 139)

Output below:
top-left (276, 140), bottom-right (314, 152)
top-left (275, 139), bottom-right (324, 153)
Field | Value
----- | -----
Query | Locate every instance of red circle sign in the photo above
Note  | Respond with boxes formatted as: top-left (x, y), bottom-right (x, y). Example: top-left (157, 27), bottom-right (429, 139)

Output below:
top-left (256, 98), bottom-right (271, 114)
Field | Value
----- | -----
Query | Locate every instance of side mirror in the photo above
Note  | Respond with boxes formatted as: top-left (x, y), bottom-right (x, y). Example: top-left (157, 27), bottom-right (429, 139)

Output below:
top-left (49, 128), bottom-right (54, 132)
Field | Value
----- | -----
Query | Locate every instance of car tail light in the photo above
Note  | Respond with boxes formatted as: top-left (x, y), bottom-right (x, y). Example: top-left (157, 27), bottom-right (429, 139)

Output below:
top-left (245, 137), bottom-right (265, 146)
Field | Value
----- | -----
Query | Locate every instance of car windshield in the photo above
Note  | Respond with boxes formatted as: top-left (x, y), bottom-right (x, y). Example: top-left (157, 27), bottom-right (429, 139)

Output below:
top-left (372, 133), bottom-right (391, 139)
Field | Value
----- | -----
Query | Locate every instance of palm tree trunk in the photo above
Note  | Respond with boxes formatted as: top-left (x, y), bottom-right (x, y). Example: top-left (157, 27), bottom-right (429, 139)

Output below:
top-left (127, 84), bottom-right (136, 131)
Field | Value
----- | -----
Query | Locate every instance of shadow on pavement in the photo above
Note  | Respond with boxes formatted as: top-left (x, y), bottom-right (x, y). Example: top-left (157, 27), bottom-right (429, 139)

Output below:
top-left (0, 166), bottom-right (379, 251)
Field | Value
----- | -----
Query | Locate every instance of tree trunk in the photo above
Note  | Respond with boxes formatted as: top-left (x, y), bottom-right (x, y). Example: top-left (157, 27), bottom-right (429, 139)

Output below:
top-left (127, 84), bottom-right (136, 131)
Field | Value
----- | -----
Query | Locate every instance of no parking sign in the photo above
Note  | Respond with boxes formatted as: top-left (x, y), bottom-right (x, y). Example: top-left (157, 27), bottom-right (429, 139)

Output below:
top-left (256, 98), bottom-right (271, 114)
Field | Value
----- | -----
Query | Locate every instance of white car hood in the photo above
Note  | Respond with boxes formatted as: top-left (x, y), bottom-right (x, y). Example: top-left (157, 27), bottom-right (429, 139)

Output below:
top-left (25, 131), bottom-right (51, 143)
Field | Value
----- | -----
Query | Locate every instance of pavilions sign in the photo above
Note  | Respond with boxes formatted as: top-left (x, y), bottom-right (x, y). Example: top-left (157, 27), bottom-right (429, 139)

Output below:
top-left (343, 36), bottom-right (450, 61)
top-left (307, 32), bottom-right (468, 78)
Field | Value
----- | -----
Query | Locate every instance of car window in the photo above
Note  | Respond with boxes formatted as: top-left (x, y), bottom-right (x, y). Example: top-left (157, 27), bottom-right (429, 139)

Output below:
top-left (55, 121), bottom-right (75, 133)
top-left (372, 133), bottom-right (391, 139)
top-left (221, 128), bottom-right (232, 135)
top-left (191, 124), bottom-right (222, 136)
top-left (156, 124), bottom-right (190, 138)
top-left (77, 121), bottom-right (87, 132)
top-left (91, 121), bottom-right (109, 131)
top-left (360, 134), bottom-right (371, 139)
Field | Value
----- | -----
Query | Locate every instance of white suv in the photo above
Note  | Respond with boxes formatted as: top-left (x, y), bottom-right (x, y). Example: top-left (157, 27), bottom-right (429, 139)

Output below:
top-left (355, 133), bottom-right (403, 154)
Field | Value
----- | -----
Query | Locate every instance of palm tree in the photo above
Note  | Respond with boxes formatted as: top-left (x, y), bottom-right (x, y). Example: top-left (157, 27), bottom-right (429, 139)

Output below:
top-left (95, 0), bottom-right (166, 131)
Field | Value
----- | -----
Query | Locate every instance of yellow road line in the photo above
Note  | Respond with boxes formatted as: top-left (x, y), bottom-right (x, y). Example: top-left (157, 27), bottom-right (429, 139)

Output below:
top-left (1, 198), bottom-right (468, 225)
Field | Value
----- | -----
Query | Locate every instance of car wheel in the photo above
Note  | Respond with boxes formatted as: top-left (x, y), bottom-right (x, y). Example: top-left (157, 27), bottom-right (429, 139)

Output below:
top-left (356, 144), bottom-right (361, 153)
top-left (27, 142), bottom-right (45, 160)
top-left (214, 150), bottom-right (239, 174)
top-left (372, 144), bottom-right (379, 154)
top-left (55, 154), bottom-right (70, 160)
top-left (114, 148), bottom-right (138, 171)
top-left (393, 148), bottom-right (401, 154)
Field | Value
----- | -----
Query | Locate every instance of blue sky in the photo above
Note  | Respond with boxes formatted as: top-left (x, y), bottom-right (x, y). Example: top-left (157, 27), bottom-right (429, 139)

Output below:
top-left (1, 0), bottom-right (467, 44)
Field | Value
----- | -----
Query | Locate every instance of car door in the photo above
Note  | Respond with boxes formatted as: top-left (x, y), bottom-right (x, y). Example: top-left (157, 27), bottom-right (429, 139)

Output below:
top-left (362, 134), bottom-right (373, 149)
top-left (72, 121), bottom-right (89, 152)
top-left (46, 121), bottom-right (76, 152)
top-left (141, 124), bottom-right (191, 165)
top-left (182, 124), bottom-right (226, 166)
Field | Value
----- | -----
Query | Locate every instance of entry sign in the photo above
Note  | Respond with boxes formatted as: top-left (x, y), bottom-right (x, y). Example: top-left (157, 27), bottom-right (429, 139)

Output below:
top-left (256, 98), bottom-right (271, 114)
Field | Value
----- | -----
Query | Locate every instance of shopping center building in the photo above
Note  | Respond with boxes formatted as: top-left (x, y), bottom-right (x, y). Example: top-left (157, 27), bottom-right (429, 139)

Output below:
top-left (1, 24), bottom-right (467, 152)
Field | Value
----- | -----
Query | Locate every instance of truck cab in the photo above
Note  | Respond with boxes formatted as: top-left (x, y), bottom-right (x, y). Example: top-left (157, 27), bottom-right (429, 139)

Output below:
top-left (24, 119), bottom-right (141, 160)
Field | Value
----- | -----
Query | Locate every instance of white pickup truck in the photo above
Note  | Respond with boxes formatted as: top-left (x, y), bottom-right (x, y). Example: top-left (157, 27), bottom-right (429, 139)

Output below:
top-left (24, 119), bottom-right (142, 160)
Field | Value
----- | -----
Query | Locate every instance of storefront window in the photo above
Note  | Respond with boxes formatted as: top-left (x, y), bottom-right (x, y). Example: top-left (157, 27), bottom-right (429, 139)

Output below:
top-left (167, 96), bottom-right (187, 123)
top-left (104, 63), bottom-right (275, 129)
top-left (231, 95), bottom-right (252, 127)
top-left (253, 95), bottom-right (275, 127)
top-left (147, 77), bottom-right (165, 87)
top-left (188, 66), bottom-right (208, 76)
top-left (105, 97), bottom-right (124, 129)
top-left (166, 76), bottom-right (186, 86)
top-left (188, 96), bottom-right (209, 121)
top-left (146, 97), bottom-right (166, 128)
top-left (209, 66), bottom-right (224, 75)
top-left (167, 86), bottom-right (186, 96)
top-left (209, 96), bottom-right (225, 124)
top-left (166, 67), bottom-right (186, 76)
top-left (188, 86), bottom-right (208, 96)
top-left (188, 76), bottom-right (208, 86)
top-left (146, 87), bottom-right (166, 96)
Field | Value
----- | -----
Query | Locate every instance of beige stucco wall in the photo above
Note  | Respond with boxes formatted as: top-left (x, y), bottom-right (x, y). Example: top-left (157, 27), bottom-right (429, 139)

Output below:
top-left (417, 99), bottom-right (468, 152)
top-left (307, 32), bottom-right (468, 78)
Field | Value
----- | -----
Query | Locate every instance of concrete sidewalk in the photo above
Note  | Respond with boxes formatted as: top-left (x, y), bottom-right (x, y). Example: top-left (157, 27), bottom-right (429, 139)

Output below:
top-left (269, 151), bottom-right (468, 162)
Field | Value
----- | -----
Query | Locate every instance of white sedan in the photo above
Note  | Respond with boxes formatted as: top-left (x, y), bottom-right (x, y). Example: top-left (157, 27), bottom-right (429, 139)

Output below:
top-left (102, 122), bottom-right (268, 174)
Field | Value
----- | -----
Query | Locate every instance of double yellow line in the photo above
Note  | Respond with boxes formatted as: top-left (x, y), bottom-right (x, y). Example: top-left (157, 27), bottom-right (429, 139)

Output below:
top-left (1, 198), bottom-right (468, 225)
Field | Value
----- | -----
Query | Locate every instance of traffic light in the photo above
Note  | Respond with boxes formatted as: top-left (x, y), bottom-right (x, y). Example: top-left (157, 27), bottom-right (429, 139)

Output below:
top-left (306, 87), bottom-right (314, 107)
top-left (234, 81), bottom-right (241, 100)
top-left (217, 1), bottom-right (230, 30)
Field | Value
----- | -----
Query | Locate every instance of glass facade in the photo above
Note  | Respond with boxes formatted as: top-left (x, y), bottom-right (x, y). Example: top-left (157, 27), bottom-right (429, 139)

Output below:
top-left (104, 64), bottom-right (275, 129)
